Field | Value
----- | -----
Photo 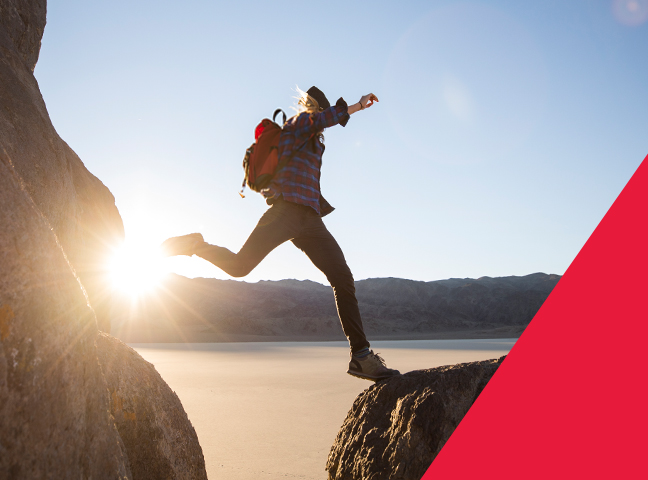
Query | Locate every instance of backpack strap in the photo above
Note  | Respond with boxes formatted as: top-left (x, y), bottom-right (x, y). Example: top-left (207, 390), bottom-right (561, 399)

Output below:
top-left (272, 109), bottom-right (287, 125)
top-left (239, 109), bottom-right (311, 198)
top-left (271, 108), bottom-right (311, 171)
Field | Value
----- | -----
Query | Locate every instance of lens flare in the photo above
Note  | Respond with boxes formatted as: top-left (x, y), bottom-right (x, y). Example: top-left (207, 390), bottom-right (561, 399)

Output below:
top-left (382, 3), bottom-right (548, 165)
top-left (613, 0), bottom-right (648, 26)
top-left (109, 242), bottom-right (166, 296)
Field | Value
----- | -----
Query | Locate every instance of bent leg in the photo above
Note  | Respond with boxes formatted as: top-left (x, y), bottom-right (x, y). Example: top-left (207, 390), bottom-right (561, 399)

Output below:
top-left (195, 202), bottom-right (299, 277)
top-left (292, 219), bottom-right (370, 353)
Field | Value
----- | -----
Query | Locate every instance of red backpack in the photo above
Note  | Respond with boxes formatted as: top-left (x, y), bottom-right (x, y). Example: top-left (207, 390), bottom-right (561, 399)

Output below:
top-left (240, 109), bottom-right (288, 197)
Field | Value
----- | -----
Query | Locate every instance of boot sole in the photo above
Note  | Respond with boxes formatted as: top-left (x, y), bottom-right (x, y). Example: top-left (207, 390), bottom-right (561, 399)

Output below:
top-left (347, 370), bottom-right (400, 382)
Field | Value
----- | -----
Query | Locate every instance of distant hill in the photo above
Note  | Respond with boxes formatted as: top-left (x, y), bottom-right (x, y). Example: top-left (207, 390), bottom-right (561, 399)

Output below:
top-left (111, 273), bottom-right (560, 343)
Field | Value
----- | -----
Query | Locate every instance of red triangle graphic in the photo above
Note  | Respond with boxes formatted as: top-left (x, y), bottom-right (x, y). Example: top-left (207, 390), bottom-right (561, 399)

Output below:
top-left (422, 154), bottom-right (648, 479)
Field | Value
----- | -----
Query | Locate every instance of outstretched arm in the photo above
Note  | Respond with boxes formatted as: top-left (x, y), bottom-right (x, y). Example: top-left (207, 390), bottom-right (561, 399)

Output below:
top-left (348, 93), bottom-right (379, 115)
top-left (288, 93), bottom-right (380, 140)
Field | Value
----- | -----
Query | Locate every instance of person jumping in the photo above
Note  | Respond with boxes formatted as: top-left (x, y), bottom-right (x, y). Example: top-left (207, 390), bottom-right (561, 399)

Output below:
top-left (161, 86), bottom-right (400, 381)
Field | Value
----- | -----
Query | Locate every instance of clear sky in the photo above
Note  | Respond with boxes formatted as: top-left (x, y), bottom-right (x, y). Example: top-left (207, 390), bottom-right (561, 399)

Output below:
top-left (35, 0), bottom-right (647, 286)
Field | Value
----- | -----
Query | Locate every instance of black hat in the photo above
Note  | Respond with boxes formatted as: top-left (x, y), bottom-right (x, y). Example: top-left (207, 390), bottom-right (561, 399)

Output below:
top-left (307, 86), bottom-right (330, 110)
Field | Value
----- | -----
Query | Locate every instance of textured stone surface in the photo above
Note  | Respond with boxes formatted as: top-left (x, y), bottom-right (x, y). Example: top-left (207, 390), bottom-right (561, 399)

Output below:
top-left (0, 1), bottom-right (130, 476)
top-left (0, 152), bottom-right (131, 479)
top-left (1, 2), bottom-right (205, 477)
top-left (0, 0), bottom-right (46, 71)
top-left (96, 333), bottom-right (208, 480)
top-left (0, 0), bottom-right (124, 332)
top-left (326, 357), bottom-right (505, 480)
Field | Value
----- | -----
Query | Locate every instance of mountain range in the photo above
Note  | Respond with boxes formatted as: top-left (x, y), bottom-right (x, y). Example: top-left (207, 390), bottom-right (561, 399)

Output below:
top-left (111, 273), bottom-right (560, 343)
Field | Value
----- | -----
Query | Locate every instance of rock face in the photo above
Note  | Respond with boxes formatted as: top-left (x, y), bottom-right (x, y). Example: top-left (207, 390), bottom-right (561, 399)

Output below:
top-left (0, 0), bottom-right (124, 332)
top-left (0, 0), bottom-right (46, 71)
top-left (1, 2), bottom-right (205, 478)
top-left (112, 273), bottom-right (559, 342)
top-left (0, 145), bottom-right (131, 478)
top-left (96, 333), bottom-right (208, 480)
top-left (326, 357), bottom-right (505, 480)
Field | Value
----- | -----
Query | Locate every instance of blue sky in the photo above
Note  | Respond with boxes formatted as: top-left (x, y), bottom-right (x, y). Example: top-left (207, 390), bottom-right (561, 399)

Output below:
top-left (35, 0), bottom-right (647, 285)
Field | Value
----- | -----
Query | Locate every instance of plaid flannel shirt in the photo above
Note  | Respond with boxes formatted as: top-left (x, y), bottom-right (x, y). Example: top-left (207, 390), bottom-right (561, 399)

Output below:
top-left (262, 97), bottom-right (350, 216)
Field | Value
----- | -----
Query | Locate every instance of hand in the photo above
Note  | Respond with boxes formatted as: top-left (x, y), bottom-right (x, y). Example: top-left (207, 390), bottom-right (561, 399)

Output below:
top-left (360, 93), bottom-right (379, 109)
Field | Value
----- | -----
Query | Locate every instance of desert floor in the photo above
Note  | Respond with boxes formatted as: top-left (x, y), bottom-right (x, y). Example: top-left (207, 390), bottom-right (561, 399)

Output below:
top-left (132, 338), bottom-right (516, 480)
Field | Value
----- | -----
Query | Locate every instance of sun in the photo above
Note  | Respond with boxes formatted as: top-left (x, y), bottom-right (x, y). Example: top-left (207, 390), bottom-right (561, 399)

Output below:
top-left (108, 242), bottom-right (166, 296)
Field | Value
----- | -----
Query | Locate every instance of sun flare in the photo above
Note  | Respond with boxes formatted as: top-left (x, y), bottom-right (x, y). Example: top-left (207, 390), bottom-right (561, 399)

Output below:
top-left (109, 243), bottom-right (166, 295)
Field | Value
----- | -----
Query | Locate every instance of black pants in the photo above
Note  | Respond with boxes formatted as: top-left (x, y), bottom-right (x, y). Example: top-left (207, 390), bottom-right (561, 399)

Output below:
top-left (195, 199), bottom-right (370, 353)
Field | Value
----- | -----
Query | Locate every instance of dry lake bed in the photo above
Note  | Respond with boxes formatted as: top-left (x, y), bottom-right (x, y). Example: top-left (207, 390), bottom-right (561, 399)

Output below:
top-left (132, 338), bottom-right (516, 480)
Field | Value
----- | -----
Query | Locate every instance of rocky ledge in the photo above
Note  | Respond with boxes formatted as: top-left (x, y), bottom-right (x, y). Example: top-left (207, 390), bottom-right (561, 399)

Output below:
top-left (326, 357), bottom-right (505, 480)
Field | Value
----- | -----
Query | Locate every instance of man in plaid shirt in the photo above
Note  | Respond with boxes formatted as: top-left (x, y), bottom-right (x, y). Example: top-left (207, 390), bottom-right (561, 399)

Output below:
top-left (161, 87), bottom-right (399, 382)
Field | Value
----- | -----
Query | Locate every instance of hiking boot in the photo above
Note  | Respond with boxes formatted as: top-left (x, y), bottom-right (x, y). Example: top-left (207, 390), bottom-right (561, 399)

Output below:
top-left (347, 350), bottom-right (400, 381)
top-left (160, 233), bottom-right (204, 257)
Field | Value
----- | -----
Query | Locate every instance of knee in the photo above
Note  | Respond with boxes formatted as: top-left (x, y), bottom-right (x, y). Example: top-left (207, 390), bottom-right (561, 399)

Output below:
top-left (227, 263), bottom-right (254, 278)
top-left (328, 269), bottom-right (356, 295)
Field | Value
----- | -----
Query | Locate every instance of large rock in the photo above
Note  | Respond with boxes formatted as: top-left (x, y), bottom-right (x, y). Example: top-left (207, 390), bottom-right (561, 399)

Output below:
top-left (0, 0), bottom-right (124, 332)
top-left (96, 333), bottom-right (208, 480)
top-left (0, 2), bottom-right (127, 475)
top-left (0, 150), bottom-right (131, 478)
top-left (0, 0), bottom-right (46, 71)
top-left (326, 357), bottom-right (505, 480)
top-left (1, 2), bottom-right (205, 477)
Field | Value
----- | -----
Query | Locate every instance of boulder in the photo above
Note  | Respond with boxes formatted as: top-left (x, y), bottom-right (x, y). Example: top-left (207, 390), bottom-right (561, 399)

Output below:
top-left (96, 333), bottom-right (208, 480)
top-left (0, 0), bottom-right (124, 332)
top-left (326, 357), bottom-right (505, 480)
top-left (0, 150), bottom-right (131, 478)
top-left (1, 2), bottom-right (205, 477)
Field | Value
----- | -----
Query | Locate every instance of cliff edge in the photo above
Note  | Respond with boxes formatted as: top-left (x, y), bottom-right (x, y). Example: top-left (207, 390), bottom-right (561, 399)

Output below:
top-left (0, 0), bottom-right (124, 332)
top-left (1, 1), bottom-right (206, 477)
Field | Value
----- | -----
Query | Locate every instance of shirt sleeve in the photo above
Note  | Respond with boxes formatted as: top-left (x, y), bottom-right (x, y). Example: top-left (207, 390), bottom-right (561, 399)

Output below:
top-left (288, 97), bottom-right (350, 142)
